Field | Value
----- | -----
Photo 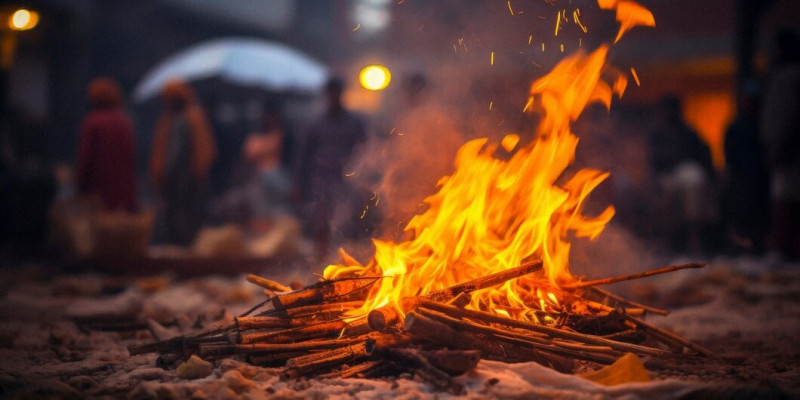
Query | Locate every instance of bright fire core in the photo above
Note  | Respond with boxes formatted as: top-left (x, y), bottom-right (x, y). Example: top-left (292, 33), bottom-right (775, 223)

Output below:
top-left (325, 0), bottom-right (655, 322)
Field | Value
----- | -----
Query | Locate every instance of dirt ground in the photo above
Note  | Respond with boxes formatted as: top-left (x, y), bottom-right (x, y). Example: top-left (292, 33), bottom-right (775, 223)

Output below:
top-left (0, 255), bottom-right (799, 399)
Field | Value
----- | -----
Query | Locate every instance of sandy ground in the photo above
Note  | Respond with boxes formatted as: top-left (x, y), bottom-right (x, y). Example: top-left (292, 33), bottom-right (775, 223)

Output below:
top-left (1, 254), bottom-right (799, 399)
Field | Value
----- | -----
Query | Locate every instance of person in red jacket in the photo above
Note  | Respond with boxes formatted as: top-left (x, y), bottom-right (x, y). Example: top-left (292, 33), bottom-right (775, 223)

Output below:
top-left (76, 77), bottom-right (138, 212)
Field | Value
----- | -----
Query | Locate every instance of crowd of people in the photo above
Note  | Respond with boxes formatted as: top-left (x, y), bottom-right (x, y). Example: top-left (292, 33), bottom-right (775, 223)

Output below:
top-left (1, 31), bottom-right (798, 265)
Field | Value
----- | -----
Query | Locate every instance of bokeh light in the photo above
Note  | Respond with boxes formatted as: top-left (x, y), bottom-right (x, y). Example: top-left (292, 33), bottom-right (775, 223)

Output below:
top-left (9, 9), bottom-right (39, 31)
top-left (359, 65), bottom-right (391, 91)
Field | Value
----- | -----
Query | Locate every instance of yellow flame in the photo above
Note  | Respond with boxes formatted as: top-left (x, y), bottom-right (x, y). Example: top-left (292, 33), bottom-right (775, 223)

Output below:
top-left (324, 0), bottom-right (654, 322)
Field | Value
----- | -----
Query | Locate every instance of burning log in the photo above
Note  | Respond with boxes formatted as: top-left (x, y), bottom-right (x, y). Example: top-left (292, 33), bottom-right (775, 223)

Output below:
top-left (367, 307), bottom-right (400, 331)
top-left (416, 299), bottom-right (682, 358)
top-left (415, 307), bottom-right (620, 365)
top-left (423, 259), bottom-right (543, 302)
top-left (446, 292), bottom-right (472, 308)
top-left (404, 311), bottom-right (574, 372)
top-left (271, 277), bottom-right (380, 310)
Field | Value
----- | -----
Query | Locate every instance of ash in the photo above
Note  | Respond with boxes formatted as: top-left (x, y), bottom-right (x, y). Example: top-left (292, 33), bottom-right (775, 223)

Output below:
top-left (1, 257), bottom-right (799, 399)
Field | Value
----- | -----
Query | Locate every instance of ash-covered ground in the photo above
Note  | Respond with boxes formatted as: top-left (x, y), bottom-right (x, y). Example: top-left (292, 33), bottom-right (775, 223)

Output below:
top-left (1, 254), bottom-right (799, 399)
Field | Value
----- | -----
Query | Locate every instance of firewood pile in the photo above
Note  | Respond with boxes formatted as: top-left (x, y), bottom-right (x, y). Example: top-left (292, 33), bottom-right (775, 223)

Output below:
top-left (128, 259), bottom-right (713, 394)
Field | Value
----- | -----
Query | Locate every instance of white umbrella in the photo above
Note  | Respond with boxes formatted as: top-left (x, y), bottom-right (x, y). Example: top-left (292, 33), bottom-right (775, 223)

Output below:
top-left (133, 37), bottom-right (327, 101)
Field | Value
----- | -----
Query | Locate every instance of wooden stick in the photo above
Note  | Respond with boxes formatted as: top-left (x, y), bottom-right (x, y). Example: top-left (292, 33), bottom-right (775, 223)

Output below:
top-left (246, 274), bottom-right (292, 292)
top-left (284, 301), bottom-right (364, 318)
top-left (199, 337), bottom-right (364, 357)
top-left (562, 263), bottom-right (706, 290)
top-left (446, 292), bottom-right (472, 308)
top-left (367, 307), bottom-right (400, 331)
top-left (284, 341), bottom-right (373, 377)
top-left (318, 360), bottom-right (385, 379)
top-left (272, 277), bottom-right (379, 310)
top-left (589, 287), bottom-right (670, 316)
top-left (238, 320), bottom-right (347, 344)
top-left (417, 299), bottom-right (677, 358)
top-left (623, 314), bottom-right (714, 357)
top-left (235, 316), bottom-right (302, 331)
top-left (424, 260), bottom-right (543, 302)
top-left (340, 317), bottom-right (372, 337)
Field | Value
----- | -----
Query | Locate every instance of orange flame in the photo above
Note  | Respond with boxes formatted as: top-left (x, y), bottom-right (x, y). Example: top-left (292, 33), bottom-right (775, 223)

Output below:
top-left (324, 1), bottom-right (653, 321)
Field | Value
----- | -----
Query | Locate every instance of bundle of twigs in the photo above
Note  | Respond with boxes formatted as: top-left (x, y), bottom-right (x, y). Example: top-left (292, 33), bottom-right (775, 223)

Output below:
top-left (127, 259), bottom-right (711, 392)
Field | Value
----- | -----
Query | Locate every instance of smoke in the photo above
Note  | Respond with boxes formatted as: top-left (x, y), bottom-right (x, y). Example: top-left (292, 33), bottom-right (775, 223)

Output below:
top-left (330, 1), bottom-right (655, 269)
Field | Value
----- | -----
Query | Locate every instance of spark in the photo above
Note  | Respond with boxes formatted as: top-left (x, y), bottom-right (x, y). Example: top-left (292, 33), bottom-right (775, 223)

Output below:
top-left (345, 171), bottom-right (356, 177)
top-left (453, 43), bottom-right (457, 53)
top-left (560, 43), bottom-right (565, 52)
top-left (489, 101), bottom-right (494, 110)
top-left (490, 51), bottom-right (494, 65)
top-left (555, 10), bottom-right (561, 36)
top-left (579, 37), bottom-right (582, 47)
top-left (631, 67), bottom-right (641, 86)
top-left (573, 9), bottom-right (588, 33)
top-left (528, 35), bottom-right (533, 45)
top-left (507, 1), bottom-right (514, 15)
top-left (523, 97), bottom-right (534, 112)
top-left (531, 60), bottom-right (542, 68)
top-left (353, 24), bottom-right (360, 31)
top-left (360, 207), bottom-right (367, 219)
top-left (388, 127), bottom-right (396, 135)
top-left (541, 42), bottom-right (545, 52)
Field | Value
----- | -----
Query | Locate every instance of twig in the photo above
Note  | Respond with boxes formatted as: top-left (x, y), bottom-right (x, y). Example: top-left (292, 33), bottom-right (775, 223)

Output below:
top-left (623, 314), bottom-right (714, 357)
top-left (562, 263), bottom-right (706, 290)
top-left (589, 287), bottom-right (670, 316)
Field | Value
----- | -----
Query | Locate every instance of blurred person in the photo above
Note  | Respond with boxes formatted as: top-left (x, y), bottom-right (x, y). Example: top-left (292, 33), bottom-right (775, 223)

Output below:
top-left (647, 96), bottom-right (716, 254)
top-left (722, 81), bottom-right (770, 254)
top-left (761, 29), bottom-right (800, 261)
top-left (214, 105), bottom-right (302, 256)
top-left (298, 78), bottom-right (367, 261)
top-left (150, 79), bottom-right (217, 246)
top-left (76, 77), bottom-right (138, 212)
top-left (220, 105), bottom-right (293, 232)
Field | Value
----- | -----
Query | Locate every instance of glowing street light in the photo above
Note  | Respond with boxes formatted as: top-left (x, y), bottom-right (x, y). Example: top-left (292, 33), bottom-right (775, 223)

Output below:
top-left (9, 9), bottom-right (39, 31)
top-left (359, 65), bottom-right (391, 91)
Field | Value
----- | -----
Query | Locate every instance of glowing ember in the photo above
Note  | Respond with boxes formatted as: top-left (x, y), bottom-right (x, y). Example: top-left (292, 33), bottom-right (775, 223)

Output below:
top-left (324, 0), bottom-right (654, 322)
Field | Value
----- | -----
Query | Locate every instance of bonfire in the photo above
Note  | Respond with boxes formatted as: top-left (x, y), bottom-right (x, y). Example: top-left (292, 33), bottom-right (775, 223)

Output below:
top-left (130, 0), bottom-right (712, 393)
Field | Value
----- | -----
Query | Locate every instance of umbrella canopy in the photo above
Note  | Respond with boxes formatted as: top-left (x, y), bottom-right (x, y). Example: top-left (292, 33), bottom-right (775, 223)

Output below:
top-left (134, 37), bottom-right (327, 102)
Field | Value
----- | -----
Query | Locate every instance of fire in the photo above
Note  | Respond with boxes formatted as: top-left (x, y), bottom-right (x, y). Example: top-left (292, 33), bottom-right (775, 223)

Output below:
top-left (324, 1), bottom-right (654, 322)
